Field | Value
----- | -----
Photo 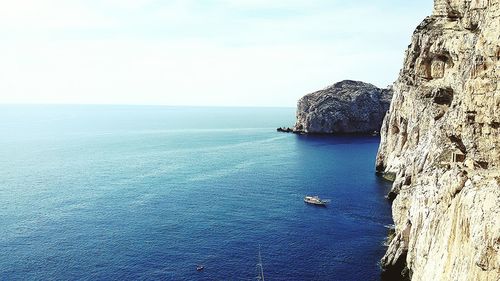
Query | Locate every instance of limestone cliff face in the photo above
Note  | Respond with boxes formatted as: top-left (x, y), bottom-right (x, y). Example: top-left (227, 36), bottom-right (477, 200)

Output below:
top-left (376, 0), bottom-right (500, 280)
top-left (293, 80), bottom-right (392, 134)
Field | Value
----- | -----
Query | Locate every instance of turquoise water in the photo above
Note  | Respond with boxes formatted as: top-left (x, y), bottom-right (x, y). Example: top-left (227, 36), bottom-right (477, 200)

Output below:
top-left (0, 105), bottom-right (392, 280)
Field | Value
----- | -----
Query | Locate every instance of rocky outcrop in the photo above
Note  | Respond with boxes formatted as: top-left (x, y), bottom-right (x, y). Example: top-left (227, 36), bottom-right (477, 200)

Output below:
top-left (293, 80), bottom-right (392, 134)
top-left (376, 0), bottom-right (500, 280)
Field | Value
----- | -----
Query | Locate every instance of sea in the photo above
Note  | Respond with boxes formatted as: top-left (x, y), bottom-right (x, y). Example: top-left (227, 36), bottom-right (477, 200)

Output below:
top-left (0, 105), bottom-right (393, 281)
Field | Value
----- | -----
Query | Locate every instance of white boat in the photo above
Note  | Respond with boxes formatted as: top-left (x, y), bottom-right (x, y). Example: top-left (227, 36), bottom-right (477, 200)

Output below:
top-left (304, 195), bottom-right (327, 206)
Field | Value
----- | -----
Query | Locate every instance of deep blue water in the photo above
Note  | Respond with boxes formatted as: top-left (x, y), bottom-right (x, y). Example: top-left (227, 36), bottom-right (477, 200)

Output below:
top-left (0, 105), bottom-right (392, 281)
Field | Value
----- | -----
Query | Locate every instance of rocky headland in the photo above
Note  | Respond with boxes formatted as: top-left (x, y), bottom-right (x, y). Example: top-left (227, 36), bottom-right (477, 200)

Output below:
top-left (376, 0), bottom-right (500, 280)
top-left (290, 80), bottom-right (393, 134)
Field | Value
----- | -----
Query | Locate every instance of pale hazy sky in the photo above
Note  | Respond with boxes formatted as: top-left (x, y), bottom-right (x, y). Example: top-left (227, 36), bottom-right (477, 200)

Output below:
top-left (0, 0), bottom-right (433, 107)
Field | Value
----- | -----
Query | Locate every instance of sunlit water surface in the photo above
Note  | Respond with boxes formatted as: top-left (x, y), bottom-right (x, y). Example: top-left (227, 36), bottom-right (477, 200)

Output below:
top-left (0, 105), bottom-right (392, 280)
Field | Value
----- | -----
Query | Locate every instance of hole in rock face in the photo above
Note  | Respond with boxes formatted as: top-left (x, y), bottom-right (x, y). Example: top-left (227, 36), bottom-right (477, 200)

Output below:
top-left (435, 53), bottom-right (451, 64)
top-left (392, 125), bottom-right (400, 134)
top-left (433, 87), bottom-right (454, 106)
top-left (424, 87), bottom-right (454, 106)
top-left (466, 110), bottom-right (477, 124)
top-left (386, 191), bottom-right (397, 202)
top-left (477, 161), bottom-right (489, 169)
top-left (404, 176), bottom-right (412, 186)
top-left (447, 9), bottom-right (462, 20)
top-left (434, 109), bottom-right (446, 120)
top-left (449, 135), bottom-right (467, 154)
top-left (452, 152), bottom-right (465, 163)
top-left (376, 162), bottom-right (385, 173)
top-left (467, 22), bottom-right (479, 31)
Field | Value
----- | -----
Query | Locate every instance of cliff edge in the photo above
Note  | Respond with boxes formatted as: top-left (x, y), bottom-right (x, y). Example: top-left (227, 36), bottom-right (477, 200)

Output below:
top-left (293, 80), bottom-right (392, 134)
top-left (376, 0), bottom-right (500, 280)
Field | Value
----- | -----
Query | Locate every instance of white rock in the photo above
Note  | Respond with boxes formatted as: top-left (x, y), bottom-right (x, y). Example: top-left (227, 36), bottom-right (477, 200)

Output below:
top-left (377, 0), bottom-right (500, 280)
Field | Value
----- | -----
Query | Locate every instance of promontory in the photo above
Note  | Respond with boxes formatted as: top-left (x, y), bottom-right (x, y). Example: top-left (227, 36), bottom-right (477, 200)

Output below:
top-left (292, 80), bottom-right (393, 134)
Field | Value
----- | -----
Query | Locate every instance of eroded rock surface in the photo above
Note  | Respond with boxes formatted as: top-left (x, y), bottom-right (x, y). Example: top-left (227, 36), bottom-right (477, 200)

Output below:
top-left (293, 80), bottom-right (392, 134)
top-left (377, 0), bottom-right (500, 280)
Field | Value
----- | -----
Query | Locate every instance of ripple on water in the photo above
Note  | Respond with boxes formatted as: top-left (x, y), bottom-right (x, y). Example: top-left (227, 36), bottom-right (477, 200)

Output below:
top-left (0, 106), bottom-right (392, 281)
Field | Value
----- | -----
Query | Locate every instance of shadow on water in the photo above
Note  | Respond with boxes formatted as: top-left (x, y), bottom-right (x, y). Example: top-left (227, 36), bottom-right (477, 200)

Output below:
top-left (290, 133), bottom-right (395, 280)
top-left (294, 133), bottom-right (382, 145)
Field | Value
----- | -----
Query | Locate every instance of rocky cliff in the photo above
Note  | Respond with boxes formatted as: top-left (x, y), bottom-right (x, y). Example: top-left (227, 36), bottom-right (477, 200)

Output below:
top-left (376, 0), bottom-right (500, 280)
top-left (293, 80), bottom-right (392, 134)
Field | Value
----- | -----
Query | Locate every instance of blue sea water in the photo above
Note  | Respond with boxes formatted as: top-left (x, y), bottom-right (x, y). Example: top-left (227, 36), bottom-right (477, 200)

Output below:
top-left (0, 105), bottom-right (392, 281)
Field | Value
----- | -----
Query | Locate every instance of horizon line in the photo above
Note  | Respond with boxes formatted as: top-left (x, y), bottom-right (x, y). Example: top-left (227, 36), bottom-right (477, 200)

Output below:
top-left (0, 102), bottom-right (296, 109)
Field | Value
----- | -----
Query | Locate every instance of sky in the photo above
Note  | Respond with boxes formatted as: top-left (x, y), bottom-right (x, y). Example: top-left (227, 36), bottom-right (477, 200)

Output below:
top-left (0, 0), bottom-right (433, 107)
